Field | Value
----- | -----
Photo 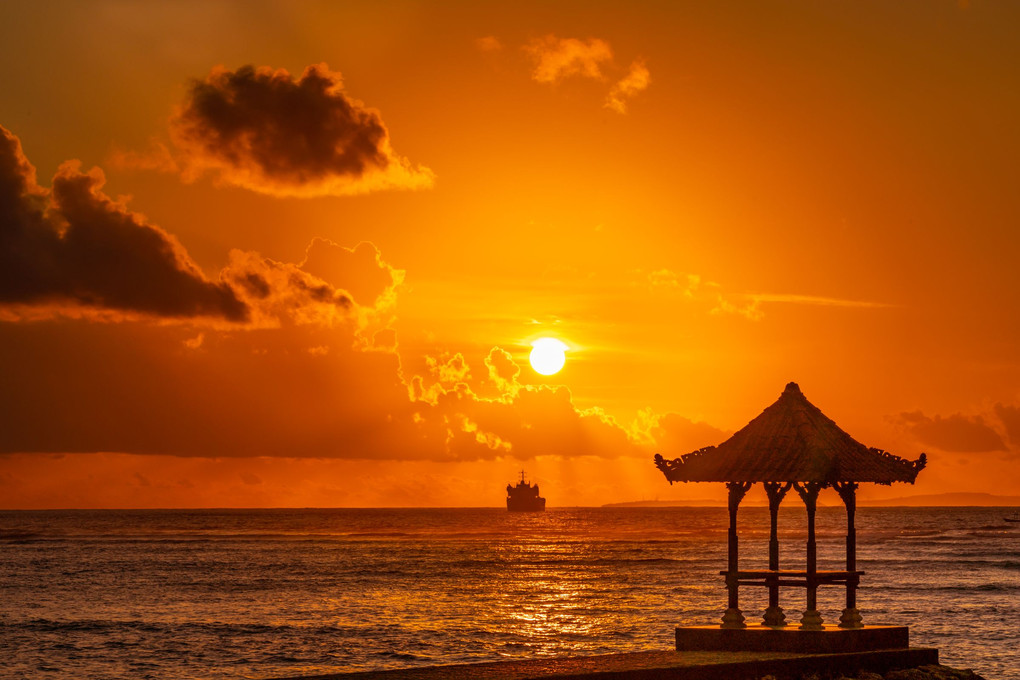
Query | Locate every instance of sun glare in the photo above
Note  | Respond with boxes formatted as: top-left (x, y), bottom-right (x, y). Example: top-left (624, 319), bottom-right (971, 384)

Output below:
top-left (529, 338), bottom-right (568, 375)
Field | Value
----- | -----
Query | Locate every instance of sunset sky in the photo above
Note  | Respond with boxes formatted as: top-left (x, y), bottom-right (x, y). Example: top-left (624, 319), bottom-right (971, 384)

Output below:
top-left (2, 0), bottom-right (1019, 509)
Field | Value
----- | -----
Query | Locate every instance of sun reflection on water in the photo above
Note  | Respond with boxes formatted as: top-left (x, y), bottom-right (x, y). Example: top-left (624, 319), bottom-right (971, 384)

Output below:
top-left (479, 511), bottom-right (673, 658)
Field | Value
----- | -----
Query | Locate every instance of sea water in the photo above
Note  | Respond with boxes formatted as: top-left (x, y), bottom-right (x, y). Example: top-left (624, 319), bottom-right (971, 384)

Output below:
top-left (1, 507), bottom-right (1016, 680)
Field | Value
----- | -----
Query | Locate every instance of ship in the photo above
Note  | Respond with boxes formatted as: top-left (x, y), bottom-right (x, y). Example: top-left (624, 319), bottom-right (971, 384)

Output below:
top-left (506, 470), bottom-right (546, 512)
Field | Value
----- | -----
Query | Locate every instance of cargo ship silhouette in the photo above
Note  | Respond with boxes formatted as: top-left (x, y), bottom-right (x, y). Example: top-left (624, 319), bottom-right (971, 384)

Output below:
top-left (506, 470), bottom-right (546, 511)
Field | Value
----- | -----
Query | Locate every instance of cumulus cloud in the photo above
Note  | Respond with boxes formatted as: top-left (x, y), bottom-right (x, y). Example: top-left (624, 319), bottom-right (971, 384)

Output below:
top-left (0, 125), bottom-right (248, 322)
top-left (896, 411), bottom-right (1007, 453)
top-left (0, 124), bottom-right (401, 329)
top-left (605, 60), bottom-right (650, 114)
top-left (485, 346), bottom-right (521, 398)
top-left (524, 35), bottom-right (613, 84)
top-left (169, 63), bottom-right (434, 197)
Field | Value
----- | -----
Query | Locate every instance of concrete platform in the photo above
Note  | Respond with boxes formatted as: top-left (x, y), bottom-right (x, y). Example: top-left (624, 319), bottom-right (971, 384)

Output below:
top-left (269, 647), bottom-right (939, 680)
top-left (676, 624), bottom-right (910, 654)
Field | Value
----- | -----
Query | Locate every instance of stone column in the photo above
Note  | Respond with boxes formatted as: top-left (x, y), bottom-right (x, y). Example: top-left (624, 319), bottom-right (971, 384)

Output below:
top-left (722, 481), bottom-right (752, 629)
top-left (762, 481), bottom-right (792, 627)
top-left (794, 481), bottom-right (825, 629)
top-left (835, 481), bottom-right (863, 628)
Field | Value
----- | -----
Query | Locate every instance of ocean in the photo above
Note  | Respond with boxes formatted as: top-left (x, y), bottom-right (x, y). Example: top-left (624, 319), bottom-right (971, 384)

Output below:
top-left (1, 507), bottom-right (1016, 680)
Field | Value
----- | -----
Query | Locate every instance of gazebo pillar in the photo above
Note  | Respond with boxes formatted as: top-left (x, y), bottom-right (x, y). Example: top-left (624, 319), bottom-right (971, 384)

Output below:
top-left (794, 481), bottom-right (825, 629)
top-left (722, 481), bottom-right (752, 629)
top-left (835, 481), bottom-right (863, 628)
top-left (762, 481), bottom-right (792, 626)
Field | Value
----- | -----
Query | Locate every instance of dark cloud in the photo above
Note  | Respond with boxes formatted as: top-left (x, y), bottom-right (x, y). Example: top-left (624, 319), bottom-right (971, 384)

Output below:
top-left (170, 64), bottom-right (433, 196)
top-left (897, 410), bottom-right (1007, 453)
top-left (0, 125), bottom-right (248, 322)
top-left (0, 321), bottom-right (412, 457)
top-left (238, 272), bottom-right (271, 299)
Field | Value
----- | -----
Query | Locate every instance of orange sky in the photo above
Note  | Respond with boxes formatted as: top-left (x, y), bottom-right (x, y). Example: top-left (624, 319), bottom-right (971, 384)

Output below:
top-left (2, 1), bottom-right (1019, 508)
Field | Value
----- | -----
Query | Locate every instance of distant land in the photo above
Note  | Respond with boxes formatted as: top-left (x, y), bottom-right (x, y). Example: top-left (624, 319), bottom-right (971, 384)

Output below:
top-left (604, 492), bottom-right (1020, 508)
top-left (856, 492), bottom-right (1020, 507)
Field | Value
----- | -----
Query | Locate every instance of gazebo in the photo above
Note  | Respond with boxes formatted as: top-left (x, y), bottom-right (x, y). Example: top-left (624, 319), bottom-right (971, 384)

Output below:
top-left (654, 382), bottom-right (926, 636)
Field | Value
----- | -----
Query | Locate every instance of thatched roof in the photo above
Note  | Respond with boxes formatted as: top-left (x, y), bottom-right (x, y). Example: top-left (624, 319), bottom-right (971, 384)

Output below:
top-left (654, 382), bottom-right (926, 485)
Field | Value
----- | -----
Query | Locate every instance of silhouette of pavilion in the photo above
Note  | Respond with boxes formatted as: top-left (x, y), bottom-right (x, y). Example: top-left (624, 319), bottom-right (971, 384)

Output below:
top-left (655, 382), bottom-right (926, 632)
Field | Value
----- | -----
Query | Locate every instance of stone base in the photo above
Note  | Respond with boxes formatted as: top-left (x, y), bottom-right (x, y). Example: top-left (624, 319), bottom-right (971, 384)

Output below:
top-left (676, 624), bottom-right (910, 654)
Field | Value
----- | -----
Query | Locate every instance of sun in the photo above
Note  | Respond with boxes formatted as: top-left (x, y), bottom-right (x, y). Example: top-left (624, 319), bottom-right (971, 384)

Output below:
top-left (529, 338), bottom-right (568, 375)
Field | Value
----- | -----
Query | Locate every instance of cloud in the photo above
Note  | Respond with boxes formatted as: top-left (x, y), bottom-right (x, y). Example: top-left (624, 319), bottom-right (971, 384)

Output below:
top-left (646, 268), bottom-right (889, 322)
top-left (0, 319), bottom-right (651, 463)
top-left (522, 36), bottom-right (649, 114)
top-left (240, 472), bottom-right (262, 486)
top-left (0, 125), bottom-right (398, 329)
top-left (747, 293), bottom-right (892, 308)
top-left (0, 319), bottom-right (415, 458)
top-left (648, 269), bottom-right (702, 298)
top-left (300, 238), bottom-right (402, 309)
top-left (485, 346), bottom-right (521, 398)
top-left (993, 403), bottom-right (1020, 447)
top-left (634, 410), bottom-right (730, 458)
top-left (425, 352), bottom-right (471, 386)
top-left (220, 249), bottom-right (354, 329)
top-left (169, 63), bottom-right (434, 197)
top-left (896, 411), bottom-right (1007, 453)
top-left (605, 60), bottom-right (650, 114)
top-left (0, 126), bottom-right (722, 469)
top-left (711, 295), bottom-right (764, 321)
top-left (708, 292), bottom-right (891, 321)
top-left (475, 36), bottom-right (502, 52)
top-left (0, 125), bottom-right (248, 323)
top-left (408, 361), bottom-right (644, 462)
top-left (523, 35), bottom-right (613, 84)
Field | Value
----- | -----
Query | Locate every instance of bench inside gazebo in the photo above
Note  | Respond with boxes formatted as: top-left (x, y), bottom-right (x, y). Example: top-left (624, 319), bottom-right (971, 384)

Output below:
top-left (654, 382), bottom-right (927, 653)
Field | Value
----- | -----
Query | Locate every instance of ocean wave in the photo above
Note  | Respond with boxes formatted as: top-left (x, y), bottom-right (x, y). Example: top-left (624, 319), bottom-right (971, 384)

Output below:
top-left (935, 583), bottom-right (1018, 592)
top-left (373, 651), bottom-right (427, 661)
top-left (0, 618), bottom-right (411, 638)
